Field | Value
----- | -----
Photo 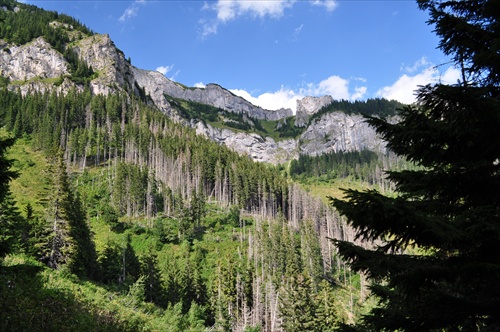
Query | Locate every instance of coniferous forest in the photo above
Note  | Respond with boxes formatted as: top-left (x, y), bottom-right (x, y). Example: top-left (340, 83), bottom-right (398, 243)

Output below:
top-left (0, 82), bottom-right (364, 331)
top-left (1, 0), bottom-right (499, 331)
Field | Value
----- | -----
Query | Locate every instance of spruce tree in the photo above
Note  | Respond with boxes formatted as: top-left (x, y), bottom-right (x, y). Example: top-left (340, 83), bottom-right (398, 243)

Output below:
top-left (314, 280), bottom-right (341, 332)
top-left (121, 234), bottom-right (141, 284)
top-left (331, 0), bottom-right (500, 330)
top-left (42, 152), bottom-right (97, 277)
top-left (67, 191), bottom-right (98, 279)
top-left (0, 137), bottom-right (16, 202)
top-left (0, 146), bottom-right (25, 258)
top-left (279, 273), bottom-right (317, 332)
top-left (98, 241), bottom-right (122, 284)
top-left (140, 249), bottom-right (166, 307)
top-left (43, 152), bottom-right (74, 269)
top-left (0, 125), bottom-right (22, 259)
top-left (0, 188), bottom-right (23, 257)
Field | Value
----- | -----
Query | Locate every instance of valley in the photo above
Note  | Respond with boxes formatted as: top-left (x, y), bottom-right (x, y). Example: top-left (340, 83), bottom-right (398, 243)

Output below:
top-left (1, 0), bottom-right (497, 331)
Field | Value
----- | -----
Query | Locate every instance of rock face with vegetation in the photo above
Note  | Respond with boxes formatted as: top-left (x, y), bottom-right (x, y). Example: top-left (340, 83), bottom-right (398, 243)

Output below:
top-left (300, 111), bottom-right (388, 156)
top-left (295, 95), bottom-right (334, 127)
top-left (0, 37), bottom-right (67, 81)
top-left (0, 4), bottom-right (395, 164)
top-left (75, 34), bottom-right (131, 96)
top-left (7, 0), bottom-right (489, 331)
top-left (194, 120), bottom-right (298, 164)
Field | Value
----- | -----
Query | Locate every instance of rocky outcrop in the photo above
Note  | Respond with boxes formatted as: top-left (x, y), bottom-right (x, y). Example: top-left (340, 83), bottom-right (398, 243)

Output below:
top-left (132, 68), bottom-right (293, 121)
top-left (75, 34), bottom-right (137, 97)
top-left (0, 37), bottom-right (68, 82)
top-left (295, 95), bottom-right (333, 127)
top-left (0, 26), bottom-right (387, 165)
top-left (178, 83), bottom-right (293, 121)
top-left (299, 112), bottom-right (387, 156)
top-left (193, 121), bottom-right (298, 164)
top-left (189, 109), bottom-right (387, 164)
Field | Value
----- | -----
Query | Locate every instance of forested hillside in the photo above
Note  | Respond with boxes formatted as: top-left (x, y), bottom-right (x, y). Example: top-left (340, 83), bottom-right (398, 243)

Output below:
top-left (0, 0), bottom-right (415, 330)
top-left (7, 0), bottom-right (492, 331)
top-left (308, 98), bottom-right (404, 125)
top-left (0, 79), bottom-right (372, 330)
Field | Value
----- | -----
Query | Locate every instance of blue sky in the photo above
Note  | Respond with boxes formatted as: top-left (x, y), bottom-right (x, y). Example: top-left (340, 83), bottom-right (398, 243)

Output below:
top-left (26, 0), bottom-right (460, 112)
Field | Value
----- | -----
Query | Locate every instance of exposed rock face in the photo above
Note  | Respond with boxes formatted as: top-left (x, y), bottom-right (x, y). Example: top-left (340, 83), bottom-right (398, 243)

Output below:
top-left (0, 37), bottom-right (68, 81)
top-left (180, 84), bottom-right (293, 121)
top-left (299, 112), bottom-right (387, 156)
top-left (133, 68), bottom-right (293, 121)
top-left (295, 95), bottom-right (333, 127)
top-left (194, 121), bottom-right (298, 164)
top-left (76, 34), bottom-right (135, 97)
top-left (0, 28), bottom-right (388, 165)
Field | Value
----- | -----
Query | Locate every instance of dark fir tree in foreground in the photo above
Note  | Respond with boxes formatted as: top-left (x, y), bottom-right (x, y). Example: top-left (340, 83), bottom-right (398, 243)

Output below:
top-left (331, 0), bottom-right (500, 330)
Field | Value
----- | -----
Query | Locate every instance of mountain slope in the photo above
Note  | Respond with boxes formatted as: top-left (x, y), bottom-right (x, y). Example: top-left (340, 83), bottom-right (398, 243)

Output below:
top-left (0, 2), bottom-right (390, 330)
top-left (0, 1), bottom-right (401, 164)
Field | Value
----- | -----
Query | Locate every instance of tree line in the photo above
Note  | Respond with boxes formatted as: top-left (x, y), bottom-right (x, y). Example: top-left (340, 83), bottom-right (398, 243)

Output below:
top-left (0, 81), bottom-right (364, 330)
top-left (0, 0), bottom-right (93, 47)
top-left (308, 98), bottom-right (405, 126)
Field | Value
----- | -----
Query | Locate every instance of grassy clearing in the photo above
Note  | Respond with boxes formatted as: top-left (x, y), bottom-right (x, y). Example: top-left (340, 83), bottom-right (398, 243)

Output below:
top-left (0, 254), bottom-right (168, 332)
top-left (7, 136), bottom-right (50, 215)
top-left (298, 177), bottom-right (374, 204)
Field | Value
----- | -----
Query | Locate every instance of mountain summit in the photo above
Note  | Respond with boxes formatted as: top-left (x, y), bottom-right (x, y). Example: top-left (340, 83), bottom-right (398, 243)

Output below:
top-left (0, 2), bottom-right (400, 163)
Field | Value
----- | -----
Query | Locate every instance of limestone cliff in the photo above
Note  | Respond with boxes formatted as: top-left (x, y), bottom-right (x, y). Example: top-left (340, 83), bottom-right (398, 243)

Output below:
top-left (299, 111), bottom-right (387, 156)
top-left (0, 19), bottom-right (387, 164)
top-left (193, 121), bottom-right (298, 165)
top-left (132, 68), bottom-right (293, 121)
top-left (295, 95), bottom-right (334, 127)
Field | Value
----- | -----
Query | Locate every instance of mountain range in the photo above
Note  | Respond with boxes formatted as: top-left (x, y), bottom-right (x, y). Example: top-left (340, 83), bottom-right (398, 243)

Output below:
top-left (0, 2), bottom-right (402, 330)
top-left (0, 5), bottom-right (402, 164)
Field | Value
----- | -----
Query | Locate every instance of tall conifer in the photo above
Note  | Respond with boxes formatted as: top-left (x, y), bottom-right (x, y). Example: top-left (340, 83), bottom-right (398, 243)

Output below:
top-left (0, 134), bottom-right (20, 258)
top-left (331, 0), bottom-right (500, 330)
top-left (42, 152), bottom-right (97, 278)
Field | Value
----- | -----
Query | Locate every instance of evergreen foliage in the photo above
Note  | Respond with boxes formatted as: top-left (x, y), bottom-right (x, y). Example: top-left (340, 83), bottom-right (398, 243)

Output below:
top-left (0, 0), bottom-right (93, 47)
top-left (279, 273), bottom-right (317, 332)
top-left (0, 1), bottom-right (384, 330)
top-left (275, 116), bottom-right (306, 138)
top-left (38, 152), bottom-right (97, 278)
top-left (309, 98), bottom-right (405, 125)
top-left (140, 249), bottom-right (166, 307)
top-left (290, 150), bottom-right (381, 182)
top-left (0, 188), bottom-right (24, 257)
top-left (331, 0), bottom-right (500, 330)
top-left (0, 136), bottom-right (21, 258)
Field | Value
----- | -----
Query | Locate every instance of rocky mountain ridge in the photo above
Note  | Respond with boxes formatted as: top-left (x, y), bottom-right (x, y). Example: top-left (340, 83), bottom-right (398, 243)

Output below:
top-left (0, 11), bottom-right (389, 164)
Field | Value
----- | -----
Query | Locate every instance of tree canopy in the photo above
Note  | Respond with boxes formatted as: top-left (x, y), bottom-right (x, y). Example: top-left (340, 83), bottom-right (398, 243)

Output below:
top-left (331, 0), bottom-right (500, 330)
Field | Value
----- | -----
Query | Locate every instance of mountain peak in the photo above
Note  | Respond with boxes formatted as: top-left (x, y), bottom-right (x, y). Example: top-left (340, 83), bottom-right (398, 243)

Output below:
top-left (295, 95), bottom-right (334, 127)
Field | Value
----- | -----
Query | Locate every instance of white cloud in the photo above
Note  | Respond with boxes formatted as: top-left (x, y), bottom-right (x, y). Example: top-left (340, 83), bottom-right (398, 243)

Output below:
top-left (201, 0), bottom-right (337, 37)
top-left (310, 0), bottom-right (338, 12)
top-left (292, 24), bottom-right (304, 41)
top-left (156, 65), bottom-right (174, 76)
top-left (119, 6), bottom-right (138, 22)
top-left (119, 0), bottom-right (146, 22)
top-left (441, 66), bottom-right (462, 85)
top-left (352, 86), bottom-right (367, 100)
top-left (194, 82), bottom-right (206, 88)
top-left (400, 56), bottom-right (431, 74)
top-left (230, 75), bottom-right (366, 113)
top-left (313, 75), bottom-right (350, 99)
top-left (219, 0), bottom-right (295, 22)
top-left (231, 87), bottom-right (300, 112)
top-left (156, 64), bottom-right (180, 81)
top-left (377, 64), bottom-right (461, 104)
top-left (199, 19), bottom-right (219, 37)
